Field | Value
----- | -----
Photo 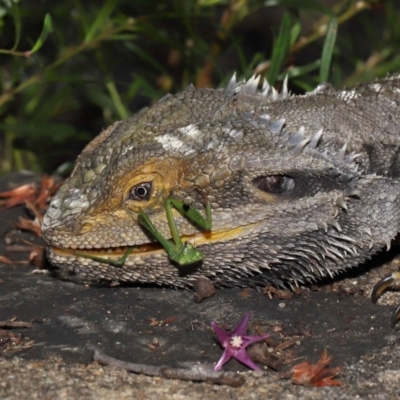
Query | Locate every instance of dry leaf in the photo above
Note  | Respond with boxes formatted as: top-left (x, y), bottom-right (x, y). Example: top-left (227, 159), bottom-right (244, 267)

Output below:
top-left (239, 288), bottom-right (253, 298)
top-left (291, 349), bottom-right (342, 387)
top-left (264, 285), bottom-right (294, 300)
top-left (0, 256), bottom-right (13, 264)
top-left (35, 175), bottom-right (60, 210)
top-left (149, 318), bottom-right (160, 326)
top-left (0, 175), bottom-right (61, 211)
top-left (0, 184), bottom-right (37, 210)
top-left (160, 316), bottom-right (176, 326)
top-left (17, 216), bottom-right (42, 237)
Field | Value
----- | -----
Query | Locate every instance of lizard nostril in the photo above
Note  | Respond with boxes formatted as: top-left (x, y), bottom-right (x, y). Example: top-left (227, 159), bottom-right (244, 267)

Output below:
top-left (79, 222), bottom-right (95, 234)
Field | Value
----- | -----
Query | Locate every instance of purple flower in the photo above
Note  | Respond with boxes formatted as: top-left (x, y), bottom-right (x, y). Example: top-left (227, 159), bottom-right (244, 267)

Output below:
top-left (211, 312), bottom-right (269, 371)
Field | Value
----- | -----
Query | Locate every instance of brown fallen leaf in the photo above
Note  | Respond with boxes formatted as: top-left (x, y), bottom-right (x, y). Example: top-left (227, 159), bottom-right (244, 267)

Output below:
top-left (239, 288), bottom-right (253, 298)
top-left (160, 316), bottom-right (176, 326)
top-left (0, 184), bottom-right (37, 210)
top-left (0, 175), bottom-right (61, 212)
top-left (16, 216), bottom-right (42, 237)
top-left (264, 285), bottom-right (294, 300)
top-left (35, 175), bottom-right (59, 209)
top-left (16, 200), bottom-right (44, 236)
top-left (0, 256), bottom-right (13, 264)
top-left (291, 349), bottom-right (342, 387)
top-left (149, 318), bottom-right (159, 326)
top-left (274, 337), bottom-right (298, 352)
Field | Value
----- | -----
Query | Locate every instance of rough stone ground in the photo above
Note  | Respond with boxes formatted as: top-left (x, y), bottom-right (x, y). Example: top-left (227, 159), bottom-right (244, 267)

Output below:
top-left (1, 172), bottom-right (400, 399)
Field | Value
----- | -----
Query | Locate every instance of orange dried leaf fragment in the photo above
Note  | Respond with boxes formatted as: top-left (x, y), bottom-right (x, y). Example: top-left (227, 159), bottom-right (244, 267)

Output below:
top-left (35, 175), bottom-right (60, 210)
top-left (16, 201), bottom-right (43, 237)
top-left (0, 256), bottom-right (13, 264)
top-left (0, 184), bottom-right (37, 210)
top-left (291, 349), bottom-right (342, 387)
top-left (149, 318), bottom-right (160, 326)
top-left (0, 175), bottom-right (60, 211)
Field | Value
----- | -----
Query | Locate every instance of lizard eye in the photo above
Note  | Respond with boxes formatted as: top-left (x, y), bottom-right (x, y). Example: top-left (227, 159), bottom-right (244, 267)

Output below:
top-left (130, 182), bottom-right (152, 201)
top-left (253, 175), bottom-right (295, 195)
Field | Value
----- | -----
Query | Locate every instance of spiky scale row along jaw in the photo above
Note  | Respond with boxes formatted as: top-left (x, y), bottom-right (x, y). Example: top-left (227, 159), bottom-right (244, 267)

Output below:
top-left (43, 74), bottom-right (400, 320)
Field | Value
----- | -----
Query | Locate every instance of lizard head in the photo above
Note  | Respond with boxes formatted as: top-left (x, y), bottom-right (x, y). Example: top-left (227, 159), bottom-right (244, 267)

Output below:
top-left (42, 76), bottom-right (397, 287)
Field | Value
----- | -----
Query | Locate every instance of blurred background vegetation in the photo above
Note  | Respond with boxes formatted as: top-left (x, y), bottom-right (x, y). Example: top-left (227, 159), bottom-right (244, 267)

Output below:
top-left (0, 0), bottom-right (399, 176)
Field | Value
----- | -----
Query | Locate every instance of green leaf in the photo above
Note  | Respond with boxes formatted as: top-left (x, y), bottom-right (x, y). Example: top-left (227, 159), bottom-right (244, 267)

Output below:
top-left (84, 0), bottom-right (117, 42)
top-left (125, 74), bottom-right (163, 101)
top-left (319, 17), bottom-right (338, 83)
top-left (0, 0), bottom-right (12, 18)
top-left (279, 60), bottom-right (321, 79)
top-left (29, 14), bottom-right (53, 54)
top-left (289, 20), bottom-right (301, 46)
top-left (197, 0), bottom-right (226, 6)
top-left (267, 13), bottom-right (291, 86)
top-left (10, 2), bottom-right (21, 50)
top-left (105, 80), bottom-right (128, 119)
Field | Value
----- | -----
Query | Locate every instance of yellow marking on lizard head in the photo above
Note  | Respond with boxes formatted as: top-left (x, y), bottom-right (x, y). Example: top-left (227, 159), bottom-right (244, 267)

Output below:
top-left (89, 157), bottom-right (186, 216)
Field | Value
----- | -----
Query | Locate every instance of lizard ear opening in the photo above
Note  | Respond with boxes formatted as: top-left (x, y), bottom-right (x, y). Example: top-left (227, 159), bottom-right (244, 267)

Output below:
top-left (252, 175), bottom-right (295, 195)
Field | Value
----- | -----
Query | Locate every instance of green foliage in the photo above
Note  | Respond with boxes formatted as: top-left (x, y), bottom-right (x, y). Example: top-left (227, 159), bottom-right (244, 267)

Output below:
top-left (267, 13), bottom-right (291, 85)
top-left (0, 0), bottom-right (398, 175)
top-left (319, 17), bottom-right (337, 83)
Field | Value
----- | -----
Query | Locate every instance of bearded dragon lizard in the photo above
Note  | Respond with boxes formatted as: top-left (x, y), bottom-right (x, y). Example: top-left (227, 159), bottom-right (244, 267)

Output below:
top-left (42, 74), bottom-right (400, 324)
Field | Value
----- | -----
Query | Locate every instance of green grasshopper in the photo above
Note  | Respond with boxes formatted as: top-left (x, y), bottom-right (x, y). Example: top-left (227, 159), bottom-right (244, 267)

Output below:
top-left (72, 197), bottom-right (212, 267)
top-left (138, 197), bottom-right (212, 266)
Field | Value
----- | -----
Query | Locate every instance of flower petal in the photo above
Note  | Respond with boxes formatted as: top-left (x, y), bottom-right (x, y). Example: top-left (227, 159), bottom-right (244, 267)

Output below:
top-left (241, 334), bottom-right (270, 349)
top-left (211, 313), bottom-right (269, 372)
top-left (211, 321), bottom-right (231, 347)
top-left (234, 349), bottom-right (263, 371)
top-left (214, 348), bottom-right (233, 371)
top-left (231, 312), bottom-right (251, 336)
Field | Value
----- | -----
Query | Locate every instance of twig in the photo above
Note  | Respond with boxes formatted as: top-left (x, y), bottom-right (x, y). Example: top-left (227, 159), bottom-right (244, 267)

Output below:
top-left (0, 321), bottom-right (33, 329)
top-left (93, 350), bottom-right (246, 387)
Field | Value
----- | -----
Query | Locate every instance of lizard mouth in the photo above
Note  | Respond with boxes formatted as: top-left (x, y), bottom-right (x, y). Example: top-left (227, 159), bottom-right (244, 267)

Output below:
top-left (50, 232), bottom-right (199, 259)
top-left (51, 241), bottom-right (163, 259)
top-left (50, 224), bottom-right (257, 261)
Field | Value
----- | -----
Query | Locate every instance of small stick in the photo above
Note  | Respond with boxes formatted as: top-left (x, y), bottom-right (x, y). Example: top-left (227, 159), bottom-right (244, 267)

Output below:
top-left (93, 350), bottom-right (245, 388)
top-left (0, 321), bottom-right (33, 329)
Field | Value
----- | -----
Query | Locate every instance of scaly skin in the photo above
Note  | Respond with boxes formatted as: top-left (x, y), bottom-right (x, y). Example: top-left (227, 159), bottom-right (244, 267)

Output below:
top-left (42, 74), bottom-right (400, 292)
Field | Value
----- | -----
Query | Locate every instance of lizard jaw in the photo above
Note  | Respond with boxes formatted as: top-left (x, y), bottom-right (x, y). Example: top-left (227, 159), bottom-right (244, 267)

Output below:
top-left (49, 223), bottom-right (261, 261)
